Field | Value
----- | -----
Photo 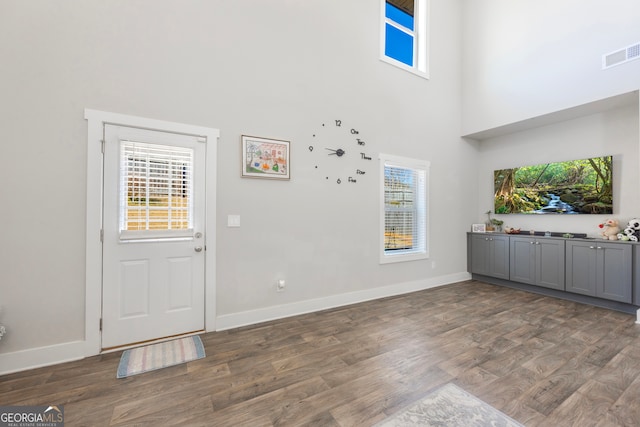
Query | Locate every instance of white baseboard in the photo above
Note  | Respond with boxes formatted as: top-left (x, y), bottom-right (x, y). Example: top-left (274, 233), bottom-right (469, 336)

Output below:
top-left (0, 340), bottom-right (85, 376)
top-left (0, 273), bottom-right (471, 375)
top-left (216, 272), bottom-right (471, 331)
top-left (636, 308), bottom-right (640, 324)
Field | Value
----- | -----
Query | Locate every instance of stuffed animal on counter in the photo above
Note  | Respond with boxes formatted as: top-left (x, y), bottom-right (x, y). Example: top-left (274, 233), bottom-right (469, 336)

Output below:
top-left (598, 219), bottom-right (620, 240)
top-left (503, 226), bottom-right (521, 234)
top-left (617, 218), bottom-right (640, 242)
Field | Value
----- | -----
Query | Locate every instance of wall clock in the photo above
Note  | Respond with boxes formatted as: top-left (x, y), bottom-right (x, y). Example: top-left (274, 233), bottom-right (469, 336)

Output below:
top-left (308, 119), bottom-right (374, 184)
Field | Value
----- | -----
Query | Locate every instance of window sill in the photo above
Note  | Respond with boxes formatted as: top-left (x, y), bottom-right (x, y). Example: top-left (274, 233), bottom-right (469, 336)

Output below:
top-left (380, 56), bottom-right (430, 80)
top-left (380, 251), bottom-right (429, 264)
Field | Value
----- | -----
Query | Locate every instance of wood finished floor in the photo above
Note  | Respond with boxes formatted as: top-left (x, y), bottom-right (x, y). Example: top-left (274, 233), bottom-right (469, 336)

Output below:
top-left (2, 280), bottom-right (640, 426)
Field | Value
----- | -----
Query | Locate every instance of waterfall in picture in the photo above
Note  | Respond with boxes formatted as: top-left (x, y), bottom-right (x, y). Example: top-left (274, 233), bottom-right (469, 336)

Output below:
top-left (535, 194), bottom-right (576, 214)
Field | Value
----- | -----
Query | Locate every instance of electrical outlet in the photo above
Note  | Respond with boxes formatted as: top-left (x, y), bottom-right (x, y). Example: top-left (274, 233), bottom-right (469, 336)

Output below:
top-left (276, 279), bottom-right (286, 292)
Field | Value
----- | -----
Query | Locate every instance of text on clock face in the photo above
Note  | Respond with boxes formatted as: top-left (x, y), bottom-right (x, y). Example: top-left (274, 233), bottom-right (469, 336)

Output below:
top-left (310, 119), bottom-right (375, 184)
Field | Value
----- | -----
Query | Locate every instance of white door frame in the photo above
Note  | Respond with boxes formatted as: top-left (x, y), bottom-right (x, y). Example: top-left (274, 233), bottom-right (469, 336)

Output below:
top-left (84, 109), bottom-right (218, 356)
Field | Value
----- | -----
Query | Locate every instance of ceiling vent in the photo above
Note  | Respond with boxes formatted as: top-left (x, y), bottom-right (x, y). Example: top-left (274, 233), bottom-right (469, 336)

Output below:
top-left (603, 42), bottom-right (640, 69)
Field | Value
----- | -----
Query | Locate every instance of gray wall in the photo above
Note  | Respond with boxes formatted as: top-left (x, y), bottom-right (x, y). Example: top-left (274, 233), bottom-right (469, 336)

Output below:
top-left (475, 103), bottom-right (640, 234)
top-left (461, 0), bottom-right (640, 232)
top-left (2, 0), bottom-right (639, 368)
top-left (0, 0), bottom-right (474, 358)
top-left (461, 0), bottom-right (640, 134)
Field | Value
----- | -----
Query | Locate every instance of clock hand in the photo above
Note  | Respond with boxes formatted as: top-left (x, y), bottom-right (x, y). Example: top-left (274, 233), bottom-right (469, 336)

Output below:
top-left (325, 148), bottom-right (345, 157)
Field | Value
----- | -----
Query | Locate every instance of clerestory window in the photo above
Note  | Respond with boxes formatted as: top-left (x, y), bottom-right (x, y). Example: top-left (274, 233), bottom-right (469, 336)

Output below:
top-left (381, 0), bottom-right (429, 78)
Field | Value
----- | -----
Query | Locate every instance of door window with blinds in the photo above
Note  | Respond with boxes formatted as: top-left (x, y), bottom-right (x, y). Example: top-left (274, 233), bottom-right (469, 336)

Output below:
top-left (119, 140), bottom-right (194, 240)
top-left (379, 153), bottom-right (429, 263)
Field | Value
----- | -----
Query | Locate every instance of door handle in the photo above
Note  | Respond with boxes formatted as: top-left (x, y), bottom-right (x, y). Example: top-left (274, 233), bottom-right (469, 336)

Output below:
top-left (194, 246), bottom-right (203, 252)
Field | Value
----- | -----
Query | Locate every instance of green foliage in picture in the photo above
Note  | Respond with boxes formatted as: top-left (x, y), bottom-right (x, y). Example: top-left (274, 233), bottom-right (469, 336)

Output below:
top-left (494, 156), bottom-right (613, 214)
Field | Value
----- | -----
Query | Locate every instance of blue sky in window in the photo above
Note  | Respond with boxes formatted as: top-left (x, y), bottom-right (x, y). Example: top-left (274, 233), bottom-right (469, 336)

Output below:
top-left (385, 3), bottom-right (414, 67)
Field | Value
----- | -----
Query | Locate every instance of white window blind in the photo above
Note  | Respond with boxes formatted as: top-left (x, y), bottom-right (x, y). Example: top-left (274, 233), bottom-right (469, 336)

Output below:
top-left (380, 154), bottom-right (429, 263)
top-left (119, 141), bottom-right (194, 240)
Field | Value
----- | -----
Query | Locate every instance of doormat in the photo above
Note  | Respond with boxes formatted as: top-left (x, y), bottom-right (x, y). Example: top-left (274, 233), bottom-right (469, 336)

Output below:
top-left (375, 383), bottom-right (524, 427)
top-left (116, 335), bottom-right (205, 378)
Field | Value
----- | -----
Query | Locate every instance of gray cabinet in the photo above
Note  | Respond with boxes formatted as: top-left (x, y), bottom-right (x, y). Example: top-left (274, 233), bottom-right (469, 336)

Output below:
top-left (468, 233), bottom-right (637, 309)
top-left (566, 241), bottom-right (632, 303)
top-left (468, 233), bottom-right (509, 279)
top-left (509, 236), bottom-right (565, 290)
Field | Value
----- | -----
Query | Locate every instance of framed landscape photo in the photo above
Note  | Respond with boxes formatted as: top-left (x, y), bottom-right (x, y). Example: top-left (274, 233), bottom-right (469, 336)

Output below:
top-left (471, 223), bottom-right (486, 233)
top-left (242, 135), bottom-right (290, 180)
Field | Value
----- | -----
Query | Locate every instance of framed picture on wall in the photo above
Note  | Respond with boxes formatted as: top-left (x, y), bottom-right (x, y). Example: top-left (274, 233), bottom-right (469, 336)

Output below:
top-left (241, 135), bottom-right (290, 180)
top-left (471, 223), bottom-right (486, 233)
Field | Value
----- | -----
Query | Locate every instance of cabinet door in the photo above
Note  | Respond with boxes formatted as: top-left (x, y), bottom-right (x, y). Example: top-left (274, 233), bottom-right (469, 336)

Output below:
top-left (489, 235), bottom-right (510, 280)
top-left (566, 241), bottom-right (597, 296)
top-left (469, 234), bottom-right (490, 275)
top-left (510, 237), bottom-right (536, 285)
top-left (536, 239), bottom-right (565, 290)
top-left (597, 243), bottom-right (632, 303)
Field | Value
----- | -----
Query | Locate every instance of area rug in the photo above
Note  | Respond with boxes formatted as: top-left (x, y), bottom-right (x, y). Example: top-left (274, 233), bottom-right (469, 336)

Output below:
top-left (376, 383), bottom-right (524, 427)
top-left (116, 335), bottom-right (205, 378)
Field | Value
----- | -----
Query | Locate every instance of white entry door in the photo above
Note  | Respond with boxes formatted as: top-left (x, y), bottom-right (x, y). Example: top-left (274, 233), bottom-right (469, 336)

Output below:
top-left (102, 124), bottom-right (206, 349)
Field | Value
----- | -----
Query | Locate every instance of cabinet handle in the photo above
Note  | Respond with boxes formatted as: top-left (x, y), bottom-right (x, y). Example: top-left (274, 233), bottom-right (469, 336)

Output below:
top-left (530, 241), bottom-right (535, 244)
top-left (597, 246), bottom-right (603, 250)
top-left (535, 242), bottom-right (540, 245)
top-left (589, 246), bottom-right (596, 249)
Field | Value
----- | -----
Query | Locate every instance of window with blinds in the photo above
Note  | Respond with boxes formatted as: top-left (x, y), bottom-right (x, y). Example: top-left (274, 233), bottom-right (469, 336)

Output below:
top-left (119, 140), bottom-right (194, 240)
top-left (379, 153), bottom-right (429, 263)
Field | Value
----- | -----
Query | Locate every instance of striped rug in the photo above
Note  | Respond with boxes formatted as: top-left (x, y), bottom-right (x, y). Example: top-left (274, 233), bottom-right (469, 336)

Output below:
top-left (116, 336), bottom-right (206, 378)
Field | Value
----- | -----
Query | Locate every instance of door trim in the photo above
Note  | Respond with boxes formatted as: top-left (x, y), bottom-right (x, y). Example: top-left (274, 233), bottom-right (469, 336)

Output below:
top-left (84, 109), bottom-right (219, 356)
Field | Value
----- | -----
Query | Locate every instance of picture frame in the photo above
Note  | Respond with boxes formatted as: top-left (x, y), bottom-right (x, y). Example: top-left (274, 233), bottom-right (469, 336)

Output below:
top-left (241, 135), bottom-right (290, 180)
top-left (471, 223), bottom-right (486, 233)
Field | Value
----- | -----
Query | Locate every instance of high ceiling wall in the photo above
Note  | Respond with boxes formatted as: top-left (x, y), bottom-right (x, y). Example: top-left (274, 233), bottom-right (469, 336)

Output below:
top-left (0, 0), bottom-right (472, 372)
top-left (461, 0), bottom-right (640, 135)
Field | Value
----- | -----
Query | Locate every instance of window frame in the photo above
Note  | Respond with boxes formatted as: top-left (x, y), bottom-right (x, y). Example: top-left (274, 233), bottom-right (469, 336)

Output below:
top-left (380, 0), bottom-right (430, 79)
top-left (379, 153), bottom-right (430, 264)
